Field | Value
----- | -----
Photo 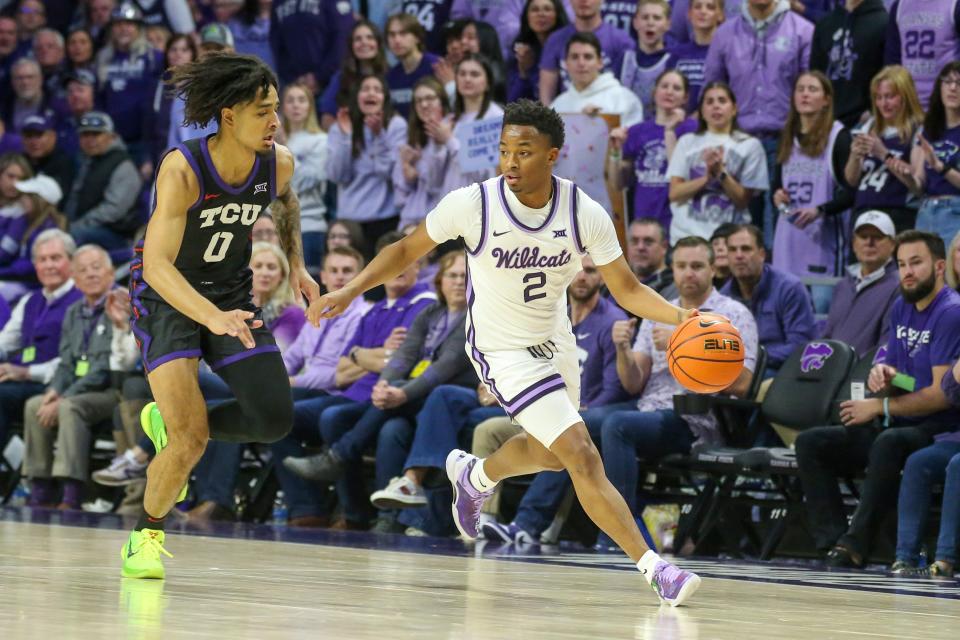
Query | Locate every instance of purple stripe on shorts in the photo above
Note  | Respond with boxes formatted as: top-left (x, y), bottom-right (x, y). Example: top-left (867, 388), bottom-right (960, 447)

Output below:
top-left (504, 375), bottom-right (565, 414)
top-left (201, 136), bottom-right (261, 195)
top-left (466, 183), bottom-right (488, 256)
top-left (210, 344), bottom-right (280, 370)
top-left (499, 176), bottom-right (559, 233)
top-left (149, 349), bottom-right (203, 372)
top-left (506, 373), bottom-right (562, 407)
top-left (509, 379), bottom-right (567, 417)
top-left (569, 184), bottom-right (586, 255)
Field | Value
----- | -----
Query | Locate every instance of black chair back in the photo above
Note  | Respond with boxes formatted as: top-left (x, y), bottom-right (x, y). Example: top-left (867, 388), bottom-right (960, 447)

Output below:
top-left (828, 346), bottom-right (880, 425)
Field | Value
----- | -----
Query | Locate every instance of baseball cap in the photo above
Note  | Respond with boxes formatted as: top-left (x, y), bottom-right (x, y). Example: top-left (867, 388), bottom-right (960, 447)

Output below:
top-left (64, 69), bottom-right (96, 89)
top-left (853, 210), bottom-right (895, 238)
top-left (200, 23), bottom-right (234, 48)
top-left (111, 2), bottom-right (144, 23)
top-left (15, 174), bottom-right (62, 206)
top-left (20, 114), bottom-right (54, 134)
top-left (77, 111), bottom-right (115, 134)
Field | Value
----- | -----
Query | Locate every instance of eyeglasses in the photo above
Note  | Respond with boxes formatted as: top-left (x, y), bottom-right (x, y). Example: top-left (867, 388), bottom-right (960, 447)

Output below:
top-left (942, 77), bottom-right (960, 88)
top-left (414, 95), bottom-right (440, 105)
top-left (328, 232), bottom-right (352, 240)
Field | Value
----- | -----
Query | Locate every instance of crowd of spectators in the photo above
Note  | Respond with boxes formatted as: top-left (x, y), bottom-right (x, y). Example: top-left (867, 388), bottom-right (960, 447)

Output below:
top-left (0, 0), bottom-right (959, 577)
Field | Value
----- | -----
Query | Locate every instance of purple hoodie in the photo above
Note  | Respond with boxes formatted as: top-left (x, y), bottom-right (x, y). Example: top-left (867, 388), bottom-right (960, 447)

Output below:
top-left (703, 0), bottom-right (813, 135)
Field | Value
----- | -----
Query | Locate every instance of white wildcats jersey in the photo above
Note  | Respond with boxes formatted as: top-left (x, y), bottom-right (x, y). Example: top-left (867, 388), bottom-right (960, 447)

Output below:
top-left (425, 175), bottom-right (622, 352)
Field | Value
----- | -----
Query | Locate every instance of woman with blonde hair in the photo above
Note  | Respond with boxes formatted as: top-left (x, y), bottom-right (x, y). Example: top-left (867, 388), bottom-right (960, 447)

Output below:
top-left (250, 241), bottom-right (304, 351)
top-left (844, 66), bottom-right (925, 233)
top-left (0, 154), bottom-right (34, 300)
top-left (281, 82), bottom-right (328, 270)
top-left (772, 71), bottom-right (853, 311)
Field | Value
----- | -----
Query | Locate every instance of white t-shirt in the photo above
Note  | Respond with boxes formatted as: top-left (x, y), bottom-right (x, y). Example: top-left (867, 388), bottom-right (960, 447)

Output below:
top-left (666, 130), bottom-right (768, 243)
top-left (426, 175), bottom-right (622, 350)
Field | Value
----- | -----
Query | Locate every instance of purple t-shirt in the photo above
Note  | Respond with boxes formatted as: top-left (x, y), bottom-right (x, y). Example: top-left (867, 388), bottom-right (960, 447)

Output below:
top-left (667, 41), bottom-right (709, 113)
top-left (387, 53), bottom-right (441, 120)
top-left (541, 22), bottom-right (635, 94)
top-left (884, 285), bottom-right (960, 426)
top-left (574, 296), bottom-right (629, 408)
top-left (923, 124), bottom-right (960, 197)
top-left (398, 0), bottom-right (454, 54)
top-left (622, 117), bottom-right (697, 231)
top-left (601, 1), bottom-right (640, 40)
top-left (340, 283), bottom-right (437, 402)
top-left (853, 121), bottom-right (916, 210)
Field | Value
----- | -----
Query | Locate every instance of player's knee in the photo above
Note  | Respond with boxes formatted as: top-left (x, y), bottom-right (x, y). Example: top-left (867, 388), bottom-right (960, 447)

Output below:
top-left (554, 432), bottom-right (601, 477)
top-left (248, 397), bottom-right (293, 444)
top-left (538, 451), bottom-right (566, 472)
top-left (168, 430), bottom-right (208, 463)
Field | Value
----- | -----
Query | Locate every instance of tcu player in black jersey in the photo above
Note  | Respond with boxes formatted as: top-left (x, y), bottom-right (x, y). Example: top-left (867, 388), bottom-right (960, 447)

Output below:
top-left (121, 53), bottom-right (320, 579)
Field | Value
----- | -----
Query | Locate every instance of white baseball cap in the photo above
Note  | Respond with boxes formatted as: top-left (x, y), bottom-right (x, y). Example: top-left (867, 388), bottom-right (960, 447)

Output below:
top-left (15, 174), bottom-right (62, 206)
top-left (853, 210), bottom-right (895, 238)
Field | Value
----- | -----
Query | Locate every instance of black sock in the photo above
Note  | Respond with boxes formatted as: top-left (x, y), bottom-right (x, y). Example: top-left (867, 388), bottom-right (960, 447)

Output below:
top-left (136, 509), bottom-right (166, 531)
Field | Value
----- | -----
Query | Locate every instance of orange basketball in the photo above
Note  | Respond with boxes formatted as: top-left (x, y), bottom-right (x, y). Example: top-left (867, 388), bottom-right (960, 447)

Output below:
top-left (667, 314), bottom-right (745, 393)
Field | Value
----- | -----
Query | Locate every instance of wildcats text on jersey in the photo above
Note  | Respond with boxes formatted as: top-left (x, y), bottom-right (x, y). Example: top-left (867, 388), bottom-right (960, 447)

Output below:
top-left (491, 246), bottom-right (574, 270)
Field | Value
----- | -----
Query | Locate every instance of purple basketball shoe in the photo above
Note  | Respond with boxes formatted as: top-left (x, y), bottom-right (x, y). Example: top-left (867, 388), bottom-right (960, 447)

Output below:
top-left (649, 559), bottom-right (702, 607)
top-left (445, 449), bottom-right (494, 539)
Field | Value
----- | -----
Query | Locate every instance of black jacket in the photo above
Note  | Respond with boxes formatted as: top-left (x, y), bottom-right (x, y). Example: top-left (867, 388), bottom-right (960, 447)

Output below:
top-left (30, 145), bottom-right (76, 199)
top-left (810, 0), bottom-right (889, 127)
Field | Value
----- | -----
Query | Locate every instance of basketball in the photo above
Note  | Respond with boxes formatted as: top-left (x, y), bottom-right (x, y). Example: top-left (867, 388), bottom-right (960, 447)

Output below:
top-left (668, 314), bottom-right (745, 393)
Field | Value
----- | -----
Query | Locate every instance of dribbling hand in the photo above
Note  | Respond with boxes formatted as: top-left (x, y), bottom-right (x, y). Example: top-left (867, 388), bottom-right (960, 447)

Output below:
top-left (206, 310), bottom-right (262, 349)
top-left (307, 287), bottom-right (357, 326)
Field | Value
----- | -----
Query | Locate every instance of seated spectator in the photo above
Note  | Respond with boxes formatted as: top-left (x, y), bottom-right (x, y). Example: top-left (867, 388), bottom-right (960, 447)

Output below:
top-left (625, 218), bottom-right (674, 295)
top-left (796, 230), bottom-right (960, 568)
top-left (318, 19), bottom-right (388, 131)
top-left (609, 69), bottom-right (696, 233)
top-left (250, 242), bottom-right (304, 352)
top-left (884, 0), bottom-right (960, 108)
top-left (227, 0), bottom-right (275, 71)
top-left (285, 252), bottom-right (473, 533)
top-left (457, 20), bottom-right (507, 102)
top-left (63, 111), bottom-right (144, 251)
top-left (394, 77), bottom-right (455, 229)
top-left (667, 82), bottom-right (768, 244)
top-left (0, 174), bottom-right (66, 298)
top-left (277, 232), bottom-right (435, 528)
top-left (666, 0), bottom-right (722, 114)
top-left (0, 17), bottom-right (27, 100)
top-left (506, 0), bottom-right (569, 102)
top-left (81, 0), bottom-right (115, 49)
top-left (721, 224), bottom-right (815, 376)
top-left (551, 31), bottom-right (643, 128)
top-left (22, 245), bottom-right (133, 510)
top-left (16, 0), bottom-right (46, 44)
top-left (538, 0), bottom-right (633, 104)
top-left (57, 69), bottom-right (97, 156)
top-left (810, 0), bottom-right (888, 128)
top-left (822, 211), bottom-right (900, 354)
top-left (20, 114), bottom-right (75, 197)
top-left (619, 0), bottom-right (672, 117)
top-left (0, 229), bottom-right (79, 448)
top-left (326, 75), bottom-right (407, 257)
top-left (892, 357), bottom-right (960, 577)
top-left (33, 28), bottom-right (67, 106)
top-left (65, 28), bottom-right (96, 74)
top-left (771, 71), bottom-right (853, 313)
top-left (252, 212), bottom-right (279, 246)
top-left (280, 83), bottom-right (327, 269)
top-left (709, 222), bottom-right (735, 288)
top-left (95, 3), bottom-right (163, 163)
top-left (0, 151), bottom-right (30, 236)
top-left (441, 53), bottom-right (504, 193)
top-left (452, 0), bottom-right (526, 61)
top-left (844, 65), bottom-right (924, 233)
top-left (326, 219), bottom-right (365, 256)
top-left (385, 14), bottom-right (441, 120)
top-left (913, 62), bottom-right (960, 250)
top-left (5, 58), bottom-right (56, 133)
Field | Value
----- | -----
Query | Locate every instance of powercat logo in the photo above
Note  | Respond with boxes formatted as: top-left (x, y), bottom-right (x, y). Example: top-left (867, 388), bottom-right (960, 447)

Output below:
top-left (801, 342), bottom-right (834, 373)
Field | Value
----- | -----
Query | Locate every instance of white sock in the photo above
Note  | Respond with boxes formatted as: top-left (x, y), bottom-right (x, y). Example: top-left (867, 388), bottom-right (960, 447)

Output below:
top-left (468, 458), bottom-right (497, 492)
top-left (637, 549), bottom-right (662, 584)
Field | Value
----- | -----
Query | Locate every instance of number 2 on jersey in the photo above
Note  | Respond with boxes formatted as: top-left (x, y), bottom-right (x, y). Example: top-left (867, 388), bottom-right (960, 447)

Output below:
top-left (203, 231), bottom-right (234, 263)
top-left (523, 271), bottom-right (547, 302)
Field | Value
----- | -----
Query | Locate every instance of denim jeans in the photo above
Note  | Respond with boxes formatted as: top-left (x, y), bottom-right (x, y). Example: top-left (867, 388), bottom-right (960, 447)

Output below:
top-left (896, 441), bottom-right (960, 565)
top-left (915, 196), bottom-right (960, 254)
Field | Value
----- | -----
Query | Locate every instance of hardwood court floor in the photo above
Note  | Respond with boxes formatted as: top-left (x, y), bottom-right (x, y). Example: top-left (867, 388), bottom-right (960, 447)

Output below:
top-left (1, 513), bottom-right (959, 640)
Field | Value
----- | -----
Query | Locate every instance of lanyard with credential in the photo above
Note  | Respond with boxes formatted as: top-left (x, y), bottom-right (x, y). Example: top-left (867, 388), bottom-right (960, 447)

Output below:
top-left (75, 308), bottom-right (104, 377)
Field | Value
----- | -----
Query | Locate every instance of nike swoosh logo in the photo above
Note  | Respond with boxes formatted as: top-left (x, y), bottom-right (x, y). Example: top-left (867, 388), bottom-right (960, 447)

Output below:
top-left (204, 193), bottom-right (221, 201)
top-left (698, 318), bottom-right (724, 328)
top-left (126, 542), bottom-right (136, 559)
top-left (492, 230), bottom-right (511, 237)
top-left (576, 333), bottom-right (591, 340)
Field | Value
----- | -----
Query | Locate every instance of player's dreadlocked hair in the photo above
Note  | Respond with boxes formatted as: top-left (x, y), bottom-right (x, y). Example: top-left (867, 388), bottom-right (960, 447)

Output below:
top-left (502, 100), bottom-right (565, 150)
top-left (168, 52), bottom-right (278, 127)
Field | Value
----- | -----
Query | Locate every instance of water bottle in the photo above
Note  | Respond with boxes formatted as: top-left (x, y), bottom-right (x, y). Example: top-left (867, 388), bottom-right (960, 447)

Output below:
top-left (272, 491), bottom-right (288, 525)
top-left (10, 480), bottom-right (30, 507)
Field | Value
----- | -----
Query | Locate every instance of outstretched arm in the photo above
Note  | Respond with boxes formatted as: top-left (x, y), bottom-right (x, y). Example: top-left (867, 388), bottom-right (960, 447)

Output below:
top-left (271, 144), bottom-right (320, 307)
top-left (307, 221), bottom-right (438, 325)
top-left (597, 256), bottom-right (695, 325)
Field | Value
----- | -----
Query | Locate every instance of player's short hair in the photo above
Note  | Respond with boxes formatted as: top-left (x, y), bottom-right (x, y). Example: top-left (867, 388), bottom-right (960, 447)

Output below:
top-left (168, 52), bottom-right (278, 127)
top-left (375, 230), bottom-right (406, 254)
top-left (673, 235), bottom-right (714, 264)
top-left (895, 229), bottom-right (946, 262)
top-left (385, 13), bottom-right (426, 51)
top-left (323, 245), bottom-right (365, 270)
top-left (502, 99), bottom-right (565, 150)
top-left (564, 31), bottom-right (601, 59)
top-left (727, 224), bottom-right (765, 251)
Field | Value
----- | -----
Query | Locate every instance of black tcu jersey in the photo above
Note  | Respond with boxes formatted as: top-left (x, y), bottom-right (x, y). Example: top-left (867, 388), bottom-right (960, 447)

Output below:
top-left (134, 135), bottom-right (277, 303)
top-left (129, 136), bottom-right (280, 373)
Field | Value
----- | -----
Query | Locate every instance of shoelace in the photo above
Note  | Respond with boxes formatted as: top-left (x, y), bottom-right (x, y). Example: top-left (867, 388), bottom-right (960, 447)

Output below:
top-left (133, 532), bottom-right (174, 560)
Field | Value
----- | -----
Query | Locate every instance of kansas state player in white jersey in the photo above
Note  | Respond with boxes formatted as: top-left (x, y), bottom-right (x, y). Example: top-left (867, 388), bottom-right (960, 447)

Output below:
top-left (310, 100), bottom-right (701, 606)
